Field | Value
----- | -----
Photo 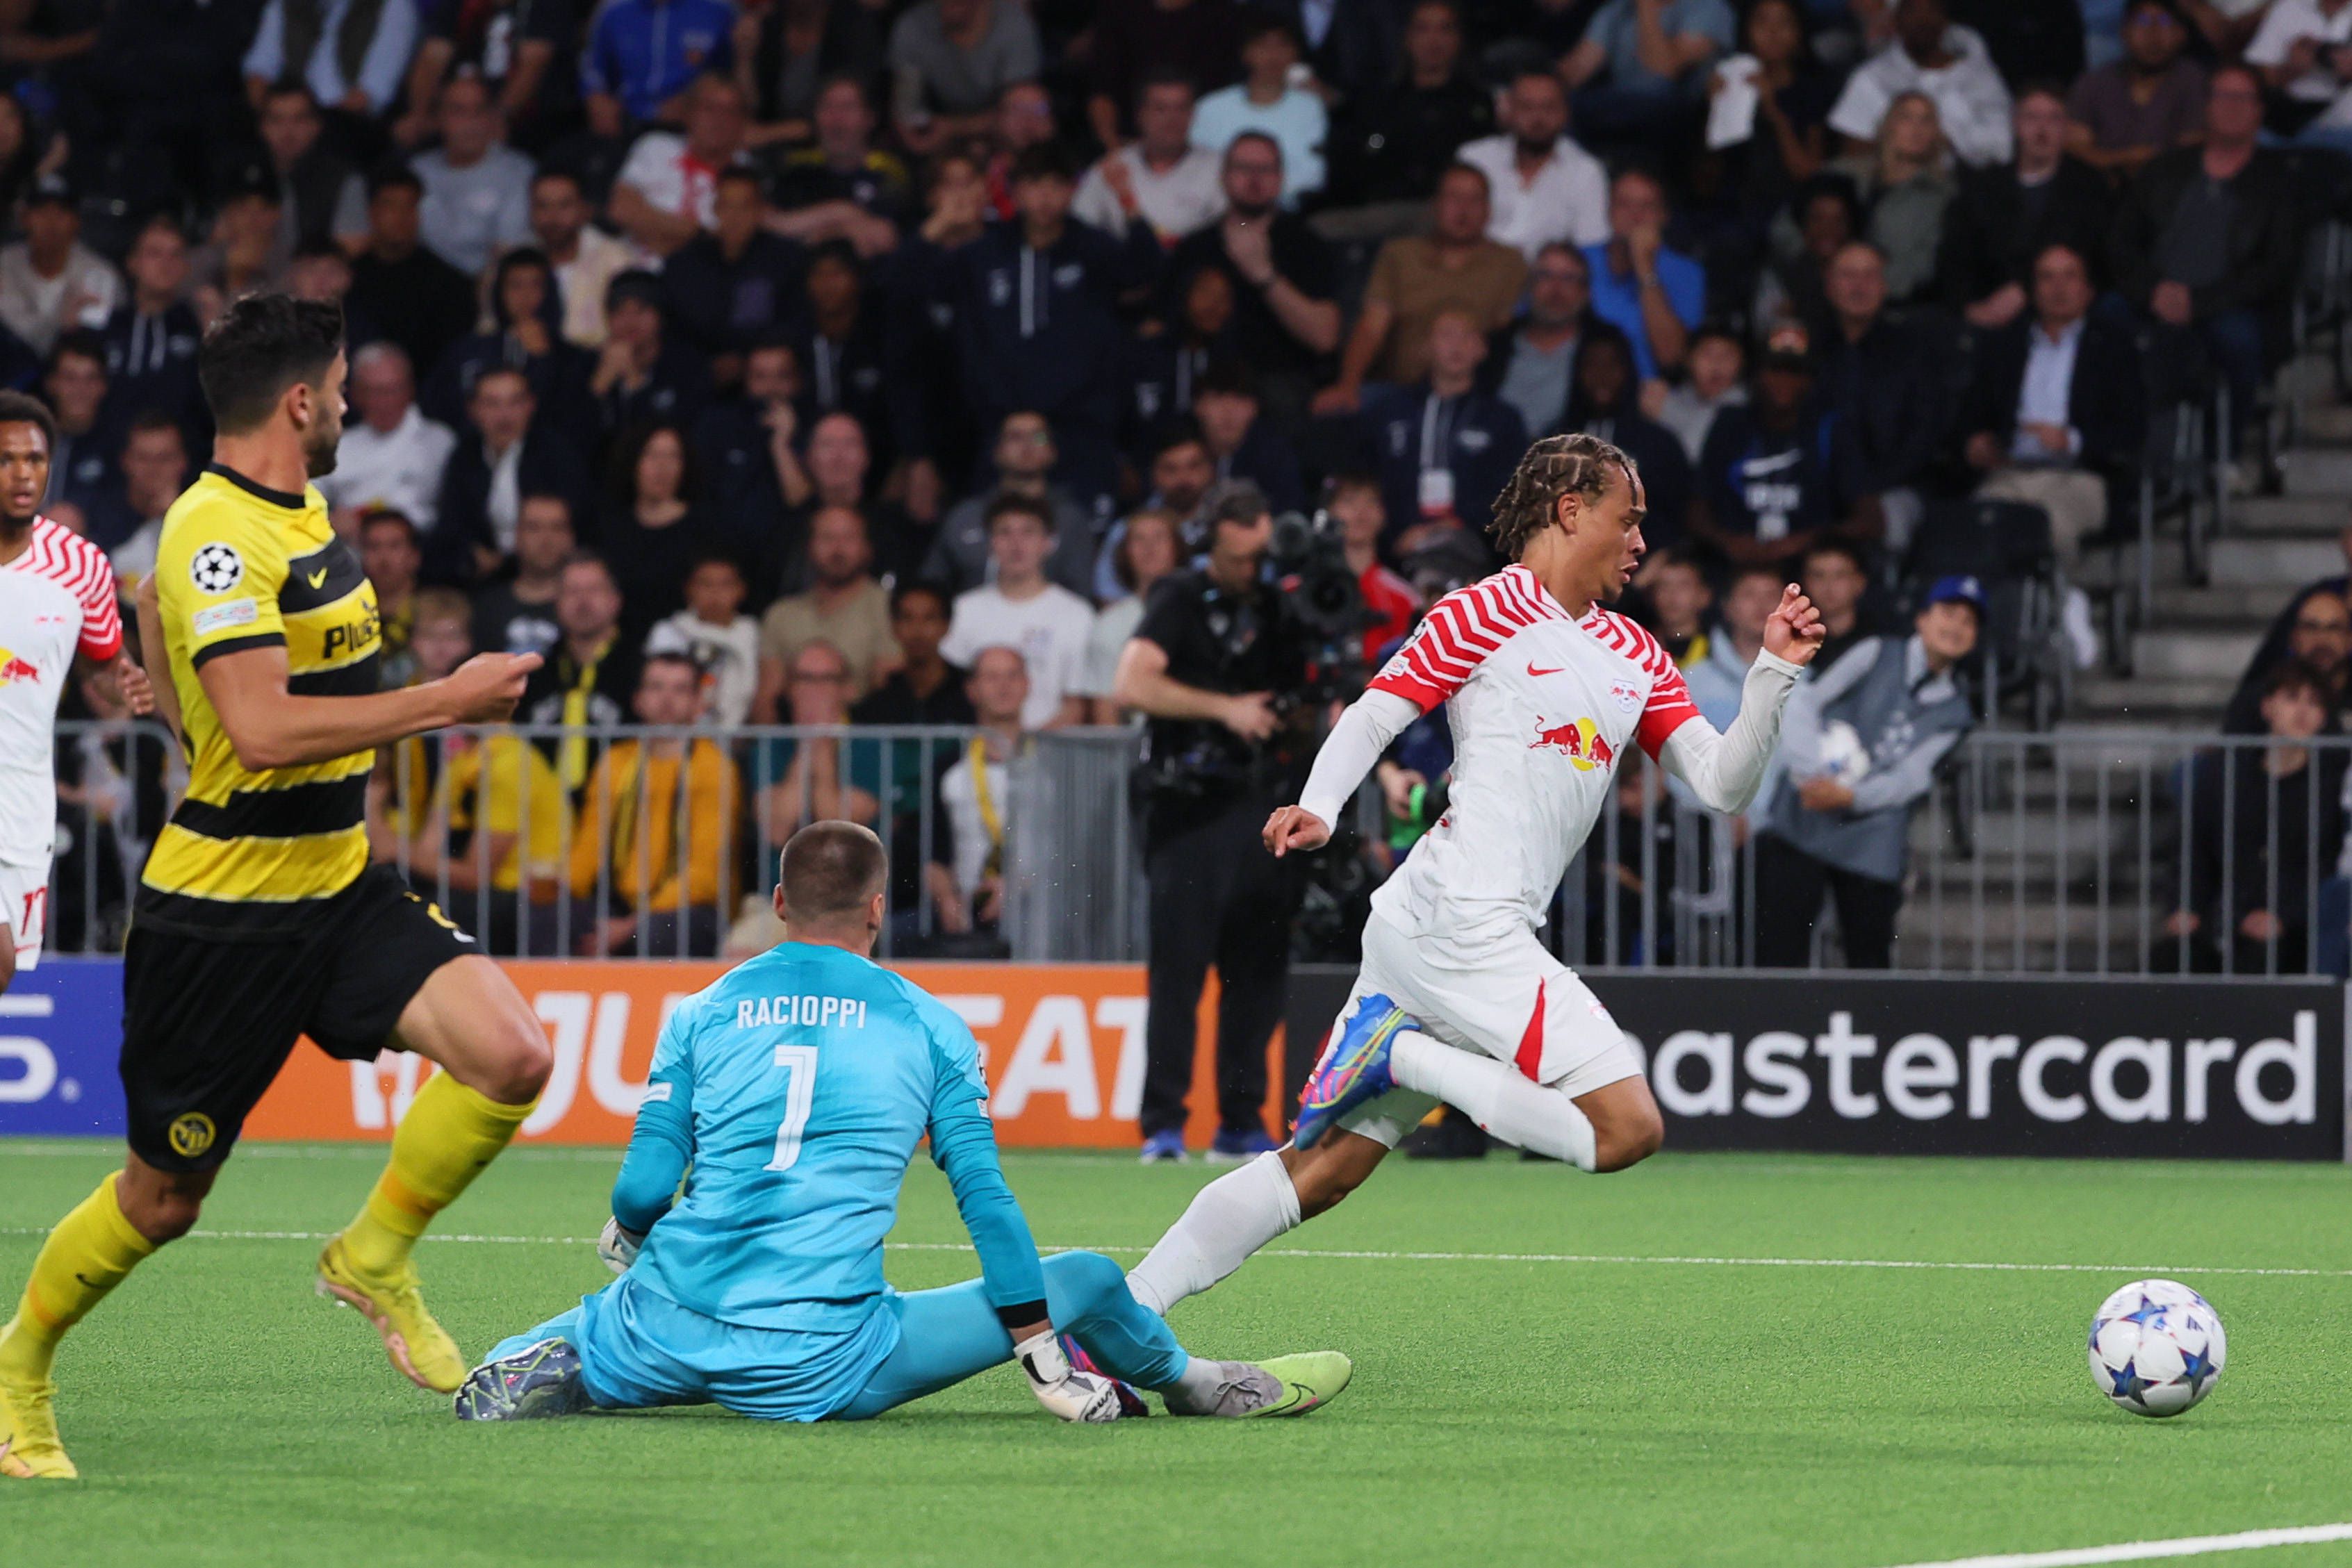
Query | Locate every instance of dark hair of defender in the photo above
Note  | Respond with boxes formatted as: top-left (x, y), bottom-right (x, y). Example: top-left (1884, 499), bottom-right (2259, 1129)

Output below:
top-left (198, 293), bottom-right (345, 435)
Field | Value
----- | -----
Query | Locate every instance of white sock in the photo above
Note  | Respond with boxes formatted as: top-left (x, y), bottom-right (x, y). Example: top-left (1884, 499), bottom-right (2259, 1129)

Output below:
top-left (1390, 1030), bottom-right (1597, 1171)
top-left (1125, 1153), bottom-right (1301, 1315)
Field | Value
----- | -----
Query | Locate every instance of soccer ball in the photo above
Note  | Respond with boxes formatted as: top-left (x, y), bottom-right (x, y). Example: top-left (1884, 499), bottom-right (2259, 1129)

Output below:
top-left (1817, 720), bottom-right (1873, 784)
top-left (2087, 1279), bottom-right (2226, 1417)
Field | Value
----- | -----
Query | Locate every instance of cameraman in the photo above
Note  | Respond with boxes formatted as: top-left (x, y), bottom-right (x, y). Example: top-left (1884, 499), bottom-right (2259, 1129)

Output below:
top-left (1114, 480), bottom-right (1314, 1163)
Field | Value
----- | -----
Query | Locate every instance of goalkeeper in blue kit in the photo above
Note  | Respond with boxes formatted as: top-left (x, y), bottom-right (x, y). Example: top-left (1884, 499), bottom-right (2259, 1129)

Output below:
top-left (457, 823), bottom-right (1350, 1424)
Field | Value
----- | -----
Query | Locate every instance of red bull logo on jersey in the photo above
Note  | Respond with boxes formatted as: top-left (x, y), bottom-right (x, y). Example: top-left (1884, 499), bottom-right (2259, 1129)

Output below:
top-left (1531, 716), bottom-right (1613, 770)
top-left (0, 645), bottom-right (38, 686)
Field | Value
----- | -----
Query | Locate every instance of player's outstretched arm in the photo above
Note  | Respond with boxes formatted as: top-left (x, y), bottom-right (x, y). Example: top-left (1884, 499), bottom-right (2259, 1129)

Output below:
top-left (1270, 686), bottom-right (1421, 857)
top-left (197, 644), bottom-right (542, 770)
top-left (599, 1005), bottom-right (698, 1273)
top-left (1656, 586), bottom-right (1825, 815)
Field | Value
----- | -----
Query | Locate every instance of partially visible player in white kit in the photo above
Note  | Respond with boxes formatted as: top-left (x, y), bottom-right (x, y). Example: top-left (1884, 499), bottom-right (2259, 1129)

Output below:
top-left (1124, 432), bottom-right (1827, 1317)
top-left (0, 389), bottom-right (153, 991)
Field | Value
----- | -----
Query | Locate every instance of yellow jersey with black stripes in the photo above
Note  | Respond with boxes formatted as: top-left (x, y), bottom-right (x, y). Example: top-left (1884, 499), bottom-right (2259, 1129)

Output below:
top-left (136, 464), bottom-right (382, 937)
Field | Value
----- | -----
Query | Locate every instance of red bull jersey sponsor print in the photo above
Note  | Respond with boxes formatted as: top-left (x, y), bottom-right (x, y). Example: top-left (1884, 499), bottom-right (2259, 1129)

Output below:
top-left (0, 516), bottom-right (123, 868)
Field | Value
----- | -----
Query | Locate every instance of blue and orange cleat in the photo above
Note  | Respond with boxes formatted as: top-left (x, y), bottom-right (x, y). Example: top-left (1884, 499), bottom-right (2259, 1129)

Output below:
top-left (1293, 993), bottom-right (1413, 1150)
top-left (1059, 1334), bottom-right (1146, 1418)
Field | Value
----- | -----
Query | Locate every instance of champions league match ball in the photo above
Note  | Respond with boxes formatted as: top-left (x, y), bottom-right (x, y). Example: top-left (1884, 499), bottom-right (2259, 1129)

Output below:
top-left (2087, 1280), bottom-right (2226, 1418)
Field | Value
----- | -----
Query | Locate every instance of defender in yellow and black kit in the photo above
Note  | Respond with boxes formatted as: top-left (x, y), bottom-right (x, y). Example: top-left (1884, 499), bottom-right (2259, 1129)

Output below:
top-left (0, 295), bottom-right (551, 1480)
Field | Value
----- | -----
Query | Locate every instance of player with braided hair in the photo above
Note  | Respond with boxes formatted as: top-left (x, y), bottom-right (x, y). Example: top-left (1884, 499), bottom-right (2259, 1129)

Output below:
top-left (1121, 431), bottom-right (1829, 1319)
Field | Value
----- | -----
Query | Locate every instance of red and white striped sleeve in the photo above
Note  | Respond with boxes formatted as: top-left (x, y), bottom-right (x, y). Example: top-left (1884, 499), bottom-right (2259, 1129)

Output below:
top-left (1615, 614), bottom-right (1702, 759)
top-left (33, 519), bottom-right (124, 662)
top-left (1366, 572), bottom-right (1544, 713)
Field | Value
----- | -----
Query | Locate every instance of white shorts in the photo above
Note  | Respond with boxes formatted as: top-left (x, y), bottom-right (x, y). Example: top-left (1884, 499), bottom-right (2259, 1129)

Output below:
top-left (1325, 910), bottom-right (1643, 1148)
top-left (0, 857), bottom-right (47, 971)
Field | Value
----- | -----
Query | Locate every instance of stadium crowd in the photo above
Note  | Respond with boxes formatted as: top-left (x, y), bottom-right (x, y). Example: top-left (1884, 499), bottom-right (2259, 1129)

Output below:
top-left (19, 0), bottom-right (2352, 967)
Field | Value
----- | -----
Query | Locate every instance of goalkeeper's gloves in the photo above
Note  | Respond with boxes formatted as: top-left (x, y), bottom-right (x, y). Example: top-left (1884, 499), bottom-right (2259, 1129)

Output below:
top-left (1012, 1330), bottom-right (1127, 1423)
top-left (597, 1216), bottom-right (645, 1275)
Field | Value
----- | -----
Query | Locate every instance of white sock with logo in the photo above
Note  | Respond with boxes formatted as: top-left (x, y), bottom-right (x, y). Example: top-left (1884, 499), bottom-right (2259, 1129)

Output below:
top-left (1390, 1031), bottom-right (1597, 1171)
top-left (1125, 1153), bottom-right (1302, 1315)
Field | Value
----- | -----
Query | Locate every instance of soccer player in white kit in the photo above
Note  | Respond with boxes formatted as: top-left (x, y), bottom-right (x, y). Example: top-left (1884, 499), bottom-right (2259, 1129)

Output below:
top-left (0, 390), bottom-right (151, 990)
top-left (1124, 433), bottom-right (1826, 1317)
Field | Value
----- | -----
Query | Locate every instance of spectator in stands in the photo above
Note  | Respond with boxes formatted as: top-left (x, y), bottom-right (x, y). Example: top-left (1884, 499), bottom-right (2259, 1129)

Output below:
top-left (925, 411), bottom-right (1100, 596)
top-left (1160, 131), bottom-right (1340, 432)
top-left (581, 0), bottom-right (735, 131)
top-left (927, 643), bottom-right (1031, 947)
top-left (2159, 661), bottom-right (2349, 975)
top-left (398, 687), bottom-right (572, 959)
top-left (96, 413), bottom-right (190, 581)
top-left (1754, 174), bottom-right (1860, 347)
top-left (1328, 473), bottom-right (1418, 662)
top-left (610, 72), bottom-right (754, 258)
top-left (361, 509), bottom-right (426, 684)
top-left (1362, 310), bottom-right (1529, 554)
top-left (888, 0), bottom-right (1041, 156)
top-left (348, 167), bottom-right (480, 381)
top-left (472, 492), bottom-right (575, 657)
top-left (402, 0), bottom-right (577, 151)
top-left (600, 420), bottom-right (716, 640)
top-left (1082, 507), bottom-right (1181, 720)
top-left (99, 217), bottom-right (206, 452)
top-left (2246, 0), bottom-right (2352, 147)
top-left (320, 343), bottom-right (458, 534)
top-left (691, 337), bottom-right (804, 581)
top-left (757, 637), bottom-right (880, 843)
top-left (592, 270), bottom-right (713, 436)
top-left (532, 169), bottom-right (634, 349)
top-left (1834, 91), bottom-right (1957, 307)
top-left (1486, 242), bottom-right (1593, 443)
top-left (1643, 546), bottom-right (1715, 665)
top-left (978, 80), bottom-right (1058, 220)
top-left (426, 247), bottom-right (598, 436)
top-left (1558, 321), bottom-right (1691, 552)
top-left (1583, 166), bottom-right (1704, 383)
top-left (0, 178), bottom-right (119, 358)
top-left (1654, 324), bottom-right (1746, 463)
top-left (252, 83), bottom-right (368, 264)
top-left (570, 651), bottom-right (743, 958)
top-left (855, 580), bottom-right (975, 727)
top-left (1941, 85), bottom-right (2112, 331)
top-left (2066, 0), bottom-right (2208, 180)
top-left (784, 242), bottom-right (893, 455)
top-left (1195, 364), bottom-right (1304, 515)
top-left (1086, 0), bottom-right (1242, 149)
top-left (241, 0), bottom-right (420, 119)
top-left (1317, 163), bottom-right (1527, 415)
top-left (41, 333), bottom-right (117, 525)
top-left (645, 552), bottom-right (761, 725)
top-left (1456, 68), bottom-right (1609, 264)
top-left (1326, 0), bottom-right (1492, 211)
top-left (1123, 263), bottom-right (1229, 449)
top-left (661, 167), bottom-right (805, 381)
top-left (1691, 324), bottom-right (1843, 568)
top-left (1962, 242), bottom-right (2148, 566)
top-left (940, 492), bottom-right (1096, 729)
top-left (192, 163), bottom-right (291, 315)
top-left (755, 502), bottom-right (901, 706)
top-left (432, 365), bottom-right (593, 583)
top-left (1685, 563), bottom-right (1787, 729)
top-left (1755, 575), bottom-right (1982, 968)
top-left (1800, 535), bottom-right (1878, 673)
top-left (1074, 70), bottom-right (1225, 245)
top-left (1715, 0), bottom-right (1834, 232)
top-left (737, 0), bottom-right (883, 148)
top-left (776, 410), bottom-right (916, 595)
top-left (2244, 520), bottom-right (2352, 681)
top-left (90, 0), bottom-right (253, 213)
top-left (1190, 16), bottom-right (1326, 205)
top-left (2112, 63), bottom-right (2300, 454)
top-left (1818, 240), bottom-right (1947, 552)
top-left (1092, 421), bottom-right (1217, 600)
top-left (2224, 585), bottom-right (2351, 733)
top-left (1829, 0), bottom-right (2013, 166)
top-left (768, 74), bottom-right (911, 253)
top-left (523, 549), bottom-right (641, 794)
top-left (411, 73), bottom-right (536, 276)
top-left (1559, 0), bottom-right (1737, 149)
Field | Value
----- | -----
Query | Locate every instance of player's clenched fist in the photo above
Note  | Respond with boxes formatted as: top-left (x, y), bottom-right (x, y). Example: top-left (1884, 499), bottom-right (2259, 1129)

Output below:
top-left (441, 652), bottom-right (544, 723)
top-left (1264, 804), bottom-right (1332, 858)
top-left (1763, 584), bottom-right (1827, 666)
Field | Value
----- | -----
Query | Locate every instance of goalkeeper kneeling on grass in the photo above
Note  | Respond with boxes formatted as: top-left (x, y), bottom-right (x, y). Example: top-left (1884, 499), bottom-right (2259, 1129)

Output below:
top-left (459, 822), bottom-right (1349, 1424)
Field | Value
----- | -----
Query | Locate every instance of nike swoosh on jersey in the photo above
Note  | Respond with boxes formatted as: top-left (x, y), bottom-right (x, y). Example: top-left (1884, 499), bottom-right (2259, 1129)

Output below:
top-left (1527, 663), bottom-right (1563, 677)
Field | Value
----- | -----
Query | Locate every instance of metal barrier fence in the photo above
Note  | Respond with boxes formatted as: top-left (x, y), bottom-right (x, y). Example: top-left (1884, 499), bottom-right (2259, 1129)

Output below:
top-left (39, 722), bottom-right (2352, 979)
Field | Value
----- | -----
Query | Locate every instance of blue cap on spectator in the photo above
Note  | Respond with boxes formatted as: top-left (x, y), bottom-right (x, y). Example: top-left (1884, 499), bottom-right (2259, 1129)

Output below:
top-left (1924, 575), bottom-right (1987, 617)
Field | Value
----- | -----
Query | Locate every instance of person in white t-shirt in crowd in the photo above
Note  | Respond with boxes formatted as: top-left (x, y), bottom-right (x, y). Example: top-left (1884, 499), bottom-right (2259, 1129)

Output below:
top-left (531, 170), bottom-right (634, 349)
top-left (2246, 0), bottom-right (2352, 151)
top-left (101, 413), bottom-right (191, 586)
top-left (1456, 69), bottom-right (1609, 263)
top-left (645, 552), bottom-right (762, 726)
top-left (610, 72), bottom-right (755, 259)
top-left (928, 643), bottom-right (1031, 943)
top-left (1073, 70), bottom-right (1226, 245)
top-left (1084, 506), bottom-right (1182, 722)
top-left (318, 342), bottom-right (457, 534)
top-left (1190, 17), bottom-right (1327, 206)
top-left (939, 493), bottom-right (1097, 729)
top-left (1827, 0), bottom-right (2013, 166)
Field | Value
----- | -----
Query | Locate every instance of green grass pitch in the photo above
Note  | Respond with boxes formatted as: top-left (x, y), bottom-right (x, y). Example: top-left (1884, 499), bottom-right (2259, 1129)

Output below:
top-left (6, 1141), bottom-right (2352, 1567)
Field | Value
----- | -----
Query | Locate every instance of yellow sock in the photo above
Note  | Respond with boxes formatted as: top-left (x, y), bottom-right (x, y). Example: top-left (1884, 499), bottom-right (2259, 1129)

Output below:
top-left (340, 1072), bottom-right (535, 1277)
top-left (0, 1173), bottom-right (156, 1382)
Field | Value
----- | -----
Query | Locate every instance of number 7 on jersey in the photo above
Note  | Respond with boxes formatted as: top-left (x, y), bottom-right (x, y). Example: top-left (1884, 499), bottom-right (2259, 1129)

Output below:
top-left (765, 1045), bottom-right (819, 1172)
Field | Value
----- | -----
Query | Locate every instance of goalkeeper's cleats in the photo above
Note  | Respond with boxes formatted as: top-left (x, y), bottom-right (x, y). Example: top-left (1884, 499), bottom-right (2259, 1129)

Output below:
top-left (0, 1364), bottom-right (73, 1479)
top-left (1060, 1333), bottom-right (1147, 1418)
top-left (316, 1235), bottom-right (466, 1394)
top-left (454, 1338), bottom-right (591, 1421)
top-left (1163, 1352), bottom-right (1352, 1419)
top-left (1294, 993), bottom-right (1411, 1149)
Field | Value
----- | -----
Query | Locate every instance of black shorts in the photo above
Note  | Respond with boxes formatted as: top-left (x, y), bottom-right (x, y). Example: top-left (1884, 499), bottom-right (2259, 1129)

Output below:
top-left (120, 864), bottom-right (477, 1172)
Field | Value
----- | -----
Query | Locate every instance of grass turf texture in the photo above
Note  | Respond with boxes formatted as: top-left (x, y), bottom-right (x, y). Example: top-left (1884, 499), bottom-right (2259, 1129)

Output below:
top-left (4, 1144), bottom-right (2352, 1567)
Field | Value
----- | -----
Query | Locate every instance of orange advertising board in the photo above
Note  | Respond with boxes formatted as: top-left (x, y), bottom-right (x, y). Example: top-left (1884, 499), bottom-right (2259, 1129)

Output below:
top-left (242, 962), bottom-right (1288, 1149)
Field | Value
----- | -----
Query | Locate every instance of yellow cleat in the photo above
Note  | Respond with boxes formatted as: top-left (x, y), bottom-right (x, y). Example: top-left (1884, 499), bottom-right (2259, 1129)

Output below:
top-left (0, 1369), bottom-right (76, 1480)
top-left (315, 1236), bottom-right (467, 1394)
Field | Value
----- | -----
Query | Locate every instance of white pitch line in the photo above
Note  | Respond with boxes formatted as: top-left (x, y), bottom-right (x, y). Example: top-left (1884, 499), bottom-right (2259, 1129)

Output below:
top-left (1880, 1521), bottom-right (2352, 1567)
